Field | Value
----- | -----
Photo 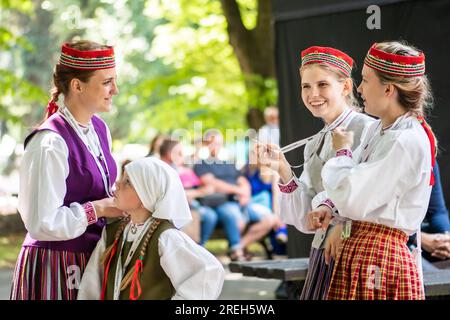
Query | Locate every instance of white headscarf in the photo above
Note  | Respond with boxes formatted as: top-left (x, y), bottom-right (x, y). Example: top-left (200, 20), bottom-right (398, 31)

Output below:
top-left (125, 157), bottom-right (192, 229)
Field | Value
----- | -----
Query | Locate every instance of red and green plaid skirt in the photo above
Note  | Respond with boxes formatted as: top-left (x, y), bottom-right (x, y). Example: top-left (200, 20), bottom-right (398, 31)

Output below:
top-left (327, 221), bottom-right (424, 300)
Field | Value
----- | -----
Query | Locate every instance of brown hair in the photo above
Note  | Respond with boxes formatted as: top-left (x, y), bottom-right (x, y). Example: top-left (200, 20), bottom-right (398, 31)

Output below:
top-left (147, 133), bottom-right (168, 156)
top-left (120, 159), bottom-right (132, 179)
top-left (99, 217), bottom-right (130, 277)
top-left (371, 41), bottom-right (433, 119)
top-left (34, 40), bottom-right (110, 126)
top-left (300, 62), bottom-right (361, 111)
top-left (51, 40), bottom-right (110, 103)
top-left (371, 41), bottom-right (437, 153)
top-left (159, 139), bottom-right (180, 159)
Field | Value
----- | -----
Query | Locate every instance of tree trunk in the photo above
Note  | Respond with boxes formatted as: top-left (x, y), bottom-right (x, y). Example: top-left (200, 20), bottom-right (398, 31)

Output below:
top-left (219, 0), bottom-right (275, 130)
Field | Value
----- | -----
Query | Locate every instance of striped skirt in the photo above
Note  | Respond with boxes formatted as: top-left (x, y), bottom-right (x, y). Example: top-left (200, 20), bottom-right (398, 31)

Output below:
top-left (326, 221), bottom-right (424, 300)
top-left (299, 247), bottom-right (334, 300)
top-left (10, 246), bottom-right (89, 300)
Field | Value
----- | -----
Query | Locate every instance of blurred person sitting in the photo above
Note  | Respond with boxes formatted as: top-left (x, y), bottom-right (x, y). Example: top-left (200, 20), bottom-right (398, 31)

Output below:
top-left (160, 139), bottom-right (218, 246)
top-left (146, 133), bottom-right (167, 158)
top-left (258, 106), bottom-right (280, 146)
top-left (409, 161), bottom-right (450, 270)
top-left (243, 147), bottom-right (288, 254)
top-left (188, 137), bottom-right (206, 167)
top-left (193, 129), bottom-right (275, 261)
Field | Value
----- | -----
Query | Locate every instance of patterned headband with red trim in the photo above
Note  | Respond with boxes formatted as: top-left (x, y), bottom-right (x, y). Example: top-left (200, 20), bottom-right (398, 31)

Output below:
top-left (301, 46), bottom-right (354, 78)
top-left (59, 42), bottom-right (115, 70)
top-left (364, 43), bottom-right (425, 77)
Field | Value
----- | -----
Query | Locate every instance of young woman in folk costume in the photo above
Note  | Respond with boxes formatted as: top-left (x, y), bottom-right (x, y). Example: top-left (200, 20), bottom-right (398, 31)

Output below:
top-left (10, 41), bottom-right (125, 300)
top-left (256, 46), bottom-right (374, 299)
top-left (311, 41), bottom-right (436, 299)
top-left (77, 157), bottom-right (225, 300)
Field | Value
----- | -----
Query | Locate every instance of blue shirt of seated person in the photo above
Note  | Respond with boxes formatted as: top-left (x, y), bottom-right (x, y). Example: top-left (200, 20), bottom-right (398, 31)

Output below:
top-left (409, 161), bottom-right (450, 267)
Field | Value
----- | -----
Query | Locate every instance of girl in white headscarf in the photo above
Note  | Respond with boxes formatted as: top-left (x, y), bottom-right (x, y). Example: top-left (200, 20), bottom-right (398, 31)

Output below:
top-left (77, 157), bottom-right (225, 300)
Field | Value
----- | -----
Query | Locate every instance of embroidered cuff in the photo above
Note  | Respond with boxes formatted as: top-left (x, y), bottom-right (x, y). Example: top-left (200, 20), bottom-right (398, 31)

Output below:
top-left (320, 198), bottom-right (339, 215)
top-left (278, 177), bottom-right (299, 193)
top-left (336, 148), bottom-right (353, 158)
top-left (83, 202), bottom-right (98, 225)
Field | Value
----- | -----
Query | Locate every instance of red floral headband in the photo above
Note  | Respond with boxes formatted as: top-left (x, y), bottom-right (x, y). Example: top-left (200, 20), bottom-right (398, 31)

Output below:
top-left (59, 42), bottom-right (115, 70)
top-left (301, 46), bottom-right (353, 78)
top-left (364, 43), bottom-right (425, 77)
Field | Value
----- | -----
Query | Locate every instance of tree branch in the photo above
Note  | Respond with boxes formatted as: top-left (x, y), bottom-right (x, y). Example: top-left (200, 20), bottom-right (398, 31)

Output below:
top-left (220, 0), bottom-right (275, 77)
top-left (220, 0), bottom-right (248, 34)
top-left (256, 0), bottom-right (272, 32)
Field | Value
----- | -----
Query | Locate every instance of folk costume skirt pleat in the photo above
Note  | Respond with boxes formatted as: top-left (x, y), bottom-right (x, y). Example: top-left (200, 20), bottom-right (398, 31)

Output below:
top-left (326, 221), bottom-right (424, 300)
top-left (10, 246), bottom-right (89, 300)
top-left (300, 247), bottom-right (334, 300)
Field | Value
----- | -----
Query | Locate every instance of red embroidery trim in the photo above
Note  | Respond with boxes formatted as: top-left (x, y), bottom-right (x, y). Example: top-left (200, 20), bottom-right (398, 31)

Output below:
top-left (278, 179), bottom-right (299, 193)
top-left (321, 198), bottom-right (336, 211)
top-left (83, 202), bottom-right (97, 225)
top-left (301, 46), bottom-right (353, 78)
top-left (101, 239), bottom-right (119, 300)
top-left (336, 149), bottom-right (353, 158)
top-left (417, 116), bottom-right (436, 186)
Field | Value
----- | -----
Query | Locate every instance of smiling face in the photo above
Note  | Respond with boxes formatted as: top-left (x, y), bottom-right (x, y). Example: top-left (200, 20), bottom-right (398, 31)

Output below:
top-left (113, 171), bottom-right (142, 212)
top-left (78, 68), bottom-right (119, 113)
top-left (357, 65), bottom-right (389, 118)
top-left (300, 64), bottom-right (350, 124)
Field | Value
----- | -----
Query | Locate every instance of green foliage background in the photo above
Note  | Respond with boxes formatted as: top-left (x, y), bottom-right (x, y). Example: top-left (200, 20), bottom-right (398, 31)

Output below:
top-left (0, 0), bottom-right (277, 147)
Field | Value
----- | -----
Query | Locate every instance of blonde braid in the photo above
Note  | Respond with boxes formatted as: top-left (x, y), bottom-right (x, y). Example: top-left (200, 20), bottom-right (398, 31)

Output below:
top-left (100, 217), bottom-right (130, 266)
top-left (120, 218), bottom-right (162, 291)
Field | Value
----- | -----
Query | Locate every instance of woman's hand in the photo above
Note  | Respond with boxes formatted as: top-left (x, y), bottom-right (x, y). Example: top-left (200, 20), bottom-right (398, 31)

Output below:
top-left (92, 197), bottom-right (126, 219)
top-left (254, 143), bottom-right (292, 183)
top-left (332, 127), bottom-right (354, 151)
top-left (306, 205), bottom-right (333, 231)
top-left (324, 223), bottom-right (344, 265)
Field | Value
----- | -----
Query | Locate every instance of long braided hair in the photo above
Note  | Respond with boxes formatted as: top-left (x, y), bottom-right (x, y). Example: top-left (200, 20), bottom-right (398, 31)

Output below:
top-left (100, 217), bottom-right (129, 266)
top-left (100, 216), bottom-right (162, 300)
top-left (119, 218), bottom-right (161, 291)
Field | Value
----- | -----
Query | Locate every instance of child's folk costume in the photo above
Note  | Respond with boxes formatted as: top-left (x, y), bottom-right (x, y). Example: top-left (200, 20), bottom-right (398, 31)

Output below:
top-left (78, 158), bottom-right (225, 300)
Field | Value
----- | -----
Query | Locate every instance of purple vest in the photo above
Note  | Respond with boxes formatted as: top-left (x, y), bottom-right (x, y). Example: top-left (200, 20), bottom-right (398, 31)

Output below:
top-left (22, 113), bottom-right (117, 253)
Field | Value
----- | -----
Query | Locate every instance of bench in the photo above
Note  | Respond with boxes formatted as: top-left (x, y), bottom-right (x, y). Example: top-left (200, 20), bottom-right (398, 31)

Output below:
top-left (229, 258), bottom-right (450, 299)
